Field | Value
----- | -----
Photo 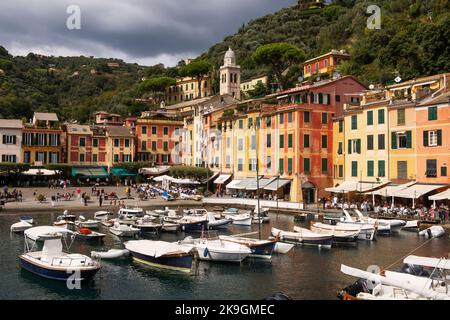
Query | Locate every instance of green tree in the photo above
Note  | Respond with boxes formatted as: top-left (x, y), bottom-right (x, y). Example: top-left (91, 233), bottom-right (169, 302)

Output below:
top-left (179, 60), bottom-right (212, 98)
top-left (138, 76), bottom-right (176, 105)
top-left (252, 43), bottom-right (305, 91)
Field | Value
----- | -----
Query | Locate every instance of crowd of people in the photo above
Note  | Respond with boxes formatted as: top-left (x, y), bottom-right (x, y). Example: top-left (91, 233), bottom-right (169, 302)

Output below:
top-left (1, 186), bottom-right (23, 202)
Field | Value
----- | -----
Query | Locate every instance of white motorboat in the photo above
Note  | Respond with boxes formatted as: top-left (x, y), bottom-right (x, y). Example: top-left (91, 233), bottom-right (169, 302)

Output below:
top-left (11, 221), bottom-right (33, 233)
top-left (313, 222), bottom-right (376, 241)
top-left (341, 209), bottom-right (391, 234)
top-left (161, 222), bottom-right (180, 232)
top-left (418, 226), bottom-right (445, 238)
top-left (206, 212), bottom-right (232, 230)
top-left (53, 219), bottom-right (75, 230)
top-left (20, 226), bottom-right (101, 281)
top-left (20, 216), bottom-right (34, 224)
top-left (225, 213), bottom-right (252, 226)
top-left (91, 249), bottom-right (130, 260)
top-left (118, 207), bottom-right (145, 224)
top-left (402, 220), bottom-right (420, 231)
top-left (94, 211), bottom-right (114, 221)
top-left (125, 240), bottom-right (195, 273)
top-left (355, 209), bottom-right (406, 230)
top-left (134, 216), bottom-right (162, 233)
top-left (75, 216), bottom-right (100, 229)
top-left (340, 263), bottom-right (449, 300)
top-left (109, 222), bottom-right (140, 237)
top-left (179, 232), bottom-right (252, 263)
top-left (219, 235), bottom-right (277, 259)
top-left (271, 227), bottom-right (333, 248)
top-left (273, 242), bottom-right (294, 254)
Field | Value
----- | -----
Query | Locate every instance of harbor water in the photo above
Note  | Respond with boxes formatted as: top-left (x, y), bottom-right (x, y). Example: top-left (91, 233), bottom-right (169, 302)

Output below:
top-left (1, 209), bottom-right (449, 300)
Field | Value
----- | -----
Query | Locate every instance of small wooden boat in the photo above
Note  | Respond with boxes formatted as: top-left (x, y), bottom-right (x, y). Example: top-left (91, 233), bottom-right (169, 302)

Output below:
top-left (271, 227), bottom-right (332, 248)
top-left (312, 222), bottom-right (376, 241)
top-left (109, 222), bottom-right (140, 237)
top-left (206, 212), bottom-right (232, 230)
top-left (11, 221), bottom-right (33, 233)
top-left (176, 216), bottom-right (208, 232)
top-left (306, 225), bottom-right (359, 245)
top-left (125, 240), bottom-right (194, 273)
top-left (75, 216), bottom-right (100, 229)
top-left (134, 216), bottom-right (162, 233)
top-left (75, 228), bottom-right (106, 241)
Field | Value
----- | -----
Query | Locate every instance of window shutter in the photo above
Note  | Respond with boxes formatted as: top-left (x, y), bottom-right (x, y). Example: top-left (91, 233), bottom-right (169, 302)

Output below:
top-left (327, 94), bottom-right (331, 105)
top-left (2, 135), bottom-right (5, 144)
top-left (406, 131), bottom-right (412, 148)
top-left (356, 139), bottom-right (361, 154)
top-left (437, 130), bottom-right (442, 146)
top-left (391, 132), bottom-right (397, 149)
top-left (348, 140), bottom-right (352, 154)
top-left (13, 135), bottom-right (16, 144)
top-left (423, 131), bottom-right (428, 147)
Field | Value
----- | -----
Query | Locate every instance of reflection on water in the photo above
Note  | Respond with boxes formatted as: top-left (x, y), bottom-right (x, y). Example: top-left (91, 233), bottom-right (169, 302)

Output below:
top-left (0, 209), bottom-right (448, 300)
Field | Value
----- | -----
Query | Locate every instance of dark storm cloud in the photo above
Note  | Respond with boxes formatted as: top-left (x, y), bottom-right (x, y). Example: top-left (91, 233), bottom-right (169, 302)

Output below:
top-left (0, 0), bottom-right (296, 66)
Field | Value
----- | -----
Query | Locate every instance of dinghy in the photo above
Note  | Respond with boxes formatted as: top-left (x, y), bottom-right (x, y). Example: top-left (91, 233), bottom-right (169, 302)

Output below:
top-left (271, 227), bottom-right (333, 248)
top-left (273, 242), bottom-right (294, 254)
top-left (109, 222), bottom-right (140, 237)
top-left (75, 228), bottom-right (106, 241)
top-left (418, 226), bottom-right (445, 238)
top-left (125, 240), bottom-right (195, 273)
top-left (91, 249), bottom-right (130, 260)
top-left (402, 220), bottom-right (420, 231)
top-left (20, 226), bottom-right (101, 281)
top-left (11, 221), bottom-right (33, 233)
top-left (134, 216), bottom-right (162, 233)
top-left (206, 213), bottom-right (232, 230)
top-left (20, 216), bottom-right (34, 224)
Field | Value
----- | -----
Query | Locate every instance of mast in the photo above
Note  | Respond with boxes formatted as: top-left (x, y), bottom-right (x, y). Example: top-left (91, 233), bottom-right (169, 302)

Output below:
top-left (255, 110), bottom-right (261, 240)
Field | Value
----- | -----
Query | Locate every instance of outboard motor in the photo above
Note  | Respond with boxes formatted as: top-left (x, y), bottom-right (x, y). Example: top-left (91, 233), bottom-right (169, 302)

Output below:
top-left (337, 279), bottom-right (369, 300)
top-left (400, 264), bottom-right (430, 277)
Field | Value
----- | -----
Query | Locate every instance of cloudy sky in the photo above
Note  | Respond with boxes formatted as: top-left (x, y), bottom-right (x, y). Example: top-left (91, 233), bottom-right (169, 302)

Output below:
top-left (0, 0), bottom-right (296, 66)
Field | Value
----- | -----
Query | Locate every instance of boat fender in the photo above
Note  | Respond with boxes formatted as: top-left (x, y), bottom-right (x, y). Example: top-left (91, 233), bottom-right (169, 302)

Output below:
top-left (427, 228), bottom-right (432, 238)
top-left (203, 247), bottom-right (209, 258)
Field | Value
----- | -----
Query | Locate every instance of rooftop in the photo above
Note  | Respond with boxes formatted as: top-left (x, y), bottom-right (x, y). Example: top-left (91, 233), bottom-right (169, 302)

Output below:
top-left (0, 119), bottom-right (22, 129)
top-left (33, 112), bottom-right (59, 122)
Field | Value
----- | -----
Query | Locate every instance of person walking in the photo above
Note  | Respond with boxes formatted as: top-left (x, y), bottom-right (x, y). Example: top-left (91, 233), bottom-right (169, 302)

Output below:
top-left (99, 194), bottom-right (103, 207)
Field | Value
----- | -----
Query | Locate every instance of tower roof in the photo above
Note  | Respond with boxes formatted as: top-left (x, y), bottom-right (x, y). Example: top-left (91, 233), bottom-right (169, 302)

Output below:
top-left (224, 47), bottom-right (235, 60)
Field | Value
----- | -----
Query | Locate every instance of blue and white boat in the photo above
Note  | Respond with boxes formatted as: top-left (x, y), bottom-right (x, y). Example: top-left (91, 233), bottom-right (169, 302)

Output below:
top-left (219, 235), bottom-right (277, 259)
top-left (125, 240), bottom-right (194, 273)
top-left (176, 215), bottom-right (209, 232)
top-left (20, 226), bottom-right (101, 281)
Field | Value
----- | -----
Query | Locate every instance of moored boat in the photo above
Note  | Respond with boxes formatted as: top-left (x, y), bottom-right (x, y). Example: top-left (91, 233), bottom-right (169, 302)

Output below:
top-left (176, 216), bottom-right (209, 232)
top-left (418, 225), bottom-right (445, 238)
top-left (219, 235), bottom-right (277, 259)
top-left (206, 213), bottom-right (232, 230)
top-left (312, 222), bottom-right (376, 241)
top-left (94, 211), bottom-right (114, 221)
top-left (91, 249), bottom-right (130, 260)
top-left (20, 226), bottom-right (101, 281)
top-left (109, 222), bottom-right (140, 237)
top-left (11, 221), bottom-right (33, 233)
top-left (75, 216), bottom-right (100, 229)
top-left (306, 225), bottom-right (359, 245)
top-left (125, 240), bottom-right (194, 273)
top-left (225, 213), bottom-right (252, 226)
top-left (75, 228), bottom-right (106, 241)
top-left (20, 216), bottom-right (34, 224)
top-left (271, 227), bottom-right (333, 248)
top-left (134, 216), bottom-right (162, 233)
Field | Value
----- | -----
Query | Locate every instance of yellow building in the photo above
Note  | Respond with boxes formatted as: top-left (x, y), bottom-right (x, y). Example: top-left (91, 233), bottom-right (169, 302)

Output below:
top-left (166, 76), bottom-right (213, 105)
top-left (240, 75), bottom-right (268, 95)
top-left (104, 126), bottom-right (135, 168)
top-left (332, 116), bottom-right (345, 187)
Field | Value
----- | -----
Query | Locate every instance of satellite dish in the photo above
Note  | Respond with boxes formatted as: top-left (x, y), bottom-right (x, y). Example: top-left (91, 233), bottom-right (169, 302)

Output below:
top-left (369, 84), bottom-right (375, 90)
top-left (395, 76), bottom-right (402, 83)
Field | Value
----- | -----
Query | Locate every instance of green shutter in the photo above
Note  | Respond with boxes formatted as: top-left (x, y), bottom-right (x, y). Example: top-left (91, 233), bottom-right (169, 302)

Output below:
top-left (322, 135), bottom-right (327, 148)
top-left (428, 107), bottom-right (437, 120)
top-left (367, 161), bottom-right (374, 177)
top-left (322, 158), bottom-right (328, 174)
top-left (288, 158), bottom-right (293, 172)
top-left (356, 139), bottom-right (361, 154)
top-left (367, 111), bottom-right (373, 125)
top-left (279, 158), bottom-right (284, 174)
top-left (392, 132), bottom-right (397, 149)
top-left (288, 134), bottom-right (293, 148)
top-left (406, 131), bottom-right (412, 148)
top-left (423, 131), bottom-right (428, 147)
top-left (348, 140), bottom-right (352, 154)
top-left (304, 158), bottom-right (310, 173)
top-left (351, 116), bottom-right (357, 129)
top-left (378, 160), bottom-right (385, 177)
top-left (437, 130), bottom-right (442, 146)
top-left (280, 135), bottom-right (284, 148)
top-left (352, 161), bottom-right (358, 177)
top-left (378, 109), bottom-right (385, 124)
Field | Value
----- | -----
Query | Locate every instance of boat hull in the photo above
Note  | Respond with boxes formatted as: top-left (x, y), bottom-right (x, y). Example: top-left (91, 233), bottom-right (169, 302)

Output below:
top-left (128, 250), bottom-right (193, 273)
top-left (19, 256), bottom-right (100, 281)
top-left (179, 220), bottom-right (208, 232)
top-left (195, 247), bottom-right (250, 263)
top-left (208, 219), bottom-right (233, 230)
top-left (161, 224), bottom-right (180, 232)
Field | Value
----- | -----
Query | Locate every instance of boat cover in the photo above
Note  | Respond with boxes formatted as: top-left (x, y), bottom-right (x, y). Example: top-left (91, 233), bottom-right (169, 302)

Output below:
top-left (403, 255), bottom-right (450, 270)
top-left (125, 240), bottom-right (193, 258)
top-left (24, 226), bottom-right (74, 241)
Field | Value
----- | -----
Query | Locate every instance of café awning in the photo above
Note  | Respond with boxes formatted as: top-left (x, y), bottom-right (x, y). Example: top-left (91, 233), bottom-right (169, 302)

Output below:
top-left (429, 188), bottom-right (450, 201)
top-left (428, 189), bottom-right (450, 200)
top-left (72, 167), bottom-right (108, 179)
top-left (139, 166), bottom-right (170, 176)
top-left (110, 168), bottom-right (138, 177)
top-left (246, 177), bottom-right (277, 191)
top-left (394, 184), bottom-right (446, 199)
top-left (264, 178), bottom-right (291, 191)
top-left (234, 178), bottom-right (256, 190)
top-left (226, 180), bottom-right (242, 189)
top-left (214, 174), bottom-right (232, 184)
top-left (153, 175), bottom-right (176, 182)
top-left (325, 181), bottom-right (387, 194)
top-left (366, 181), bottom-right (415, 197)
top-left (22, 169), bottom-right (59, 176)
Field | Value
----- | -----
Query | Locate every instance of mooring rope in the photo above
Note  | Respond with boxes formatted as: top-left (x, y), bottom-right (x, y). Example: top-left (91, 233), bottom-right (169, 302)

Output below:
top-left (385, 236), bottom-right (438, 270)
